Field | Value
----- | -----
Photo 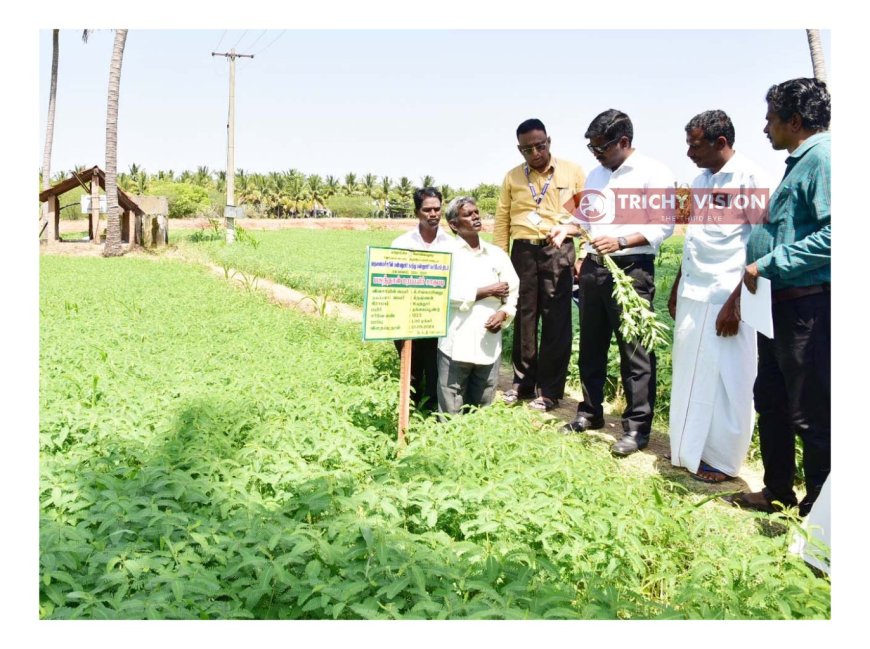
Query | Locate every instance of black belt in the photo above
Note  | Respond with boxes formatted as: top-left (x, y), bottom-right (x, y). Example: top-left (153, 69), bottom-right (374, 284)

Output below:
top-left (514, 238), bottom-right (552, 247)
top-left (587, 253), bottom-right (653, 267)
top-left (771, 283), bottom-right (830, 304)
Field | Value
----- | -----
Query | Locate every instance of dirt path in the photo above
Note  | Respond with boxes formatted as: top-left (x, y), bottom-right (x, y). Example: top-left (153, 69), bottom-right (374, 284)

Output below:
top-left (41, 227), bottom-right (762, 497)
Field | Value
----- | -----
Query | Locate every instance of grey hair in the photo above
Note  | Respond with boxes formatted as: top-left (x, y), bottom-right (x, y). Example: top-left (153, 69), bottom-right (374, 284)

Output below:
top-left (445, 196), bottom-right (477, 223)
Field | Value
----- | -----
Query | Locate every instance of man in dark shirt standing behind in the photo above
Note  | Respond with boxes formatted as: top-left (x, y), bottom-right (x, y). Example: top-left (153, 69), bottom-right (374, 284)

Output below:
top-left (494, 119), bottom-right (586, 412)
top-left (732, 78), bottom-right (831, 517)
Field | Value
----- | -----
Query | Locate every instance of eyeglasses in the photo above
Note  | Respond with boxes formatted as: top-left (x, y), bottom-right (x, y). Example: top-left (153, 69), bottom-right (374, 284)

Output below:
top-left (587, 136), bottom-right (622, 155)
top-left (518, 140), bottom-right (549, 155)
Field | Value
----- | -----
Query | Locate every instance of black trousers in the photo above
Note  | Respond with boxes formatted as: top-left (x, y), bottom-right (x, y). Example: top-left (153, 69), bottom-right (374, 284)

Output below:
top-left (754, 292), bottom-right (831, 515)
top-left (510, 239), bottom-right (575, 400)
top-left (394, 337), bottom-right (439, 410)
top-left (576, 255), bottom-right (656, 434)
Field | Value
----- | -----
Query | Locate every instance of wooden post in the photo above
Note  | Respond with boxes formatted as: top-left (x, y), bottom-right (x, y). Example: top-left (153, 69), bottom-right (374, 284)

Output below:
top-left (50, 196), bottom-right (60, 241)
top-left (90, 178), bottom-right (100, 242)
top-left (398, 339), bottom-right (412, 446)
top-left (127, 210), bottom-right (136, 248)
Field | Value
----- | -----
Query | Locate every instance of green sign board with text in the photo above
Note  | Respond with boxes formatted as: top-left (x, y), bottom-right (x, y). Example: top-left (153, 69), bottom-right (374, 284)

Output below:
top-left (362, 246), bottom-right (452, 341)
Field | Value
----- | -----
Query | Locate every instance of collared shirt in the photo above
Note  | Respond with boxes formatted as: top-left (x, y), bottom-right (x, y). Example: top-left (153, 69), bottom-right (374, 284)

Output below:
top-left (493, 156), bottom-right (586, 252)
top-left (746, 132), bottom-right (831, 290)
top-left (580, 150), bottom-right (675, 256)
top-left (680, 152), bottom-right (774, 304)
top-left (438, 238), bottom-right (520, 365)
top-left (391, 223), bottom-right (455, 252)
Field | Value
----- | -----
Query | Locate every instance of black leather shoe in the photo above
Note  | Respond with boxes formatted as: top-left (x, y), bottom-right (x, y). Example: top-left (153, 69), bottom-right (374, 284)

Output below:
top-left (611, 431), bottom-right (649, 456)
top-left (562, 414), bottom-right (605, 433)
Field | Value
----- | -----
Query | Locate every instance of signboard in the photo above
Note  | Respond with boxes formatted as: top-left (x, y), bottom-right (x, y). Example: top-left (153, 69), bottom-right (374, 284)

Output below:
top-left (362, 246), bottom-right (452, 341)
top-left (223, 205), bottom-right (245, 219)
top-left (80, 195), bottom-right (108, 214)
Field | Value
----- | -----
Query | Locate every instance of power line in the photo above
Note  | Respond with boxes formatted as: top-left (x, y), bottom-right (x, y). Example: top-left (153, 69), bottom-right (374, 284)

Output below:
top-left (238, 30), bottom-right (284, 71)
top-left (232, 30), bottom-right (248, 50)
top-left (214, 29), bottom-right (227, 52)
top-left (245, 30), bottom-right (267, 51)
top-left (252, 30), bottom-right (286, 57)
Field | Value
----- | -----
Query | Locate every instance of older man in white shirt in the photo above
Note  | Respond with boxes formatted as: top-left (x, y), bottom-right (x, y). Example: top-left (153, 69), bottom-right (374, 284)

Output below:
top-left (391, 187), bottom-right (456, 411)
top-left (437, 196), bottom-right (519, 415)
top-left (551, 109), bottom-right (674, 456)
top-left (667, 110), bottom-right (772, 482)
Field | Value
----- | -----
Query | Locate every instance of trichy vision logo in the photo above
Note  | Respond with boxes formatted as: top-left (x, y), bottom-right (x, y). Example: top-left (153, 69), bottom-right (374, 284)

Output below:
top-left (563, 187), bottom-right (769, 225)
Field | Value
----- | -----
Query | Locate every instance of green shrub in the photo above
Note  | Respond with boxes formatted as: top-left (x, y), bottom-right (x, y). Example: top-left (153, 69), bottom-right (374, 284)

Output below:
top-left (476, 197), bottom-right (497, 216)
top-left (326, 195), bottom-right (377, 218)
top-left (147, 181), bottom-right (211, 219)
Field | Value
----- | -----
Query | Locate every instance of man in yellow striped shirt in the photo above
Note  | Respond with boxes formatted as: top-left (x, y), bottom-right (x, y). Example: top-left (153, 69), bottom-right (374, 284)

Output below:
top-left (494, 118), bottom-right (586, 411)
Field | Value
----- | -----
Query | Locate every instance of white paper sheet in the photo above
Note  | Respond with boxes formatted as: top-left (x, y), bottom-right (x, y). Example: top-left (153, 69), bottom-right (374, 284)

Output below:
top-left (740, 276), bottom-right (773, 339)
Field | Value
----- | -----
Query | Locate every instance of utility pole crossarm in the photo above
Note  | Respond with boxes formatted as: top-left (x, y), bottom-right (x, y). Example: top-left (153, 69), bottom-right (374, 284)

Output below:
top-left (211, 51), bottom-right (255, 59)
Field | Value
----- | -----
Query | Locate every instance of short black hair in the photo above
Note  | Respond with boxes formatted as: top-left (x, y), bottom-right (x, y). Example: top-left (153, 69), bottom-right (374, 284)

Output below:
top-left (765, 78), bottom-right (831, 131)
top-left (516, 118), bottom-right (547, 138)
top-left (585, 109), bottom-right (633, 145)
top-left (413, 186), bottom-right (442, 211)
top-left (686, 110), bottom-right (735, 147)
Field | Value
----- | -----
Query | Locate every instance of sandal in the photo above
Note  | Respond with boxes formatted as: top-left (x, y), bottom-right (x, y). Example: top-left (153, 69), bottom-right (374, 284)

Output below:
top-left (728, 490), bottom-right (780, 513)
top-left (691, 461), bottom-right (734, 484)
top-left (503, 386), bottom-right (534, 406)
top-left (528, 396), bottom-right (558, 412)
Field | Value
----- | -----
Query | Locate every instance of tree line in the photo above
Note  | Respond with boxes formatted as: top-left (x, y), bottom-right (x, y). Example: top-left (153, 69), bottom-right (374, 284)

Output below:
top-left (41, 165), bottom-right (503, 219)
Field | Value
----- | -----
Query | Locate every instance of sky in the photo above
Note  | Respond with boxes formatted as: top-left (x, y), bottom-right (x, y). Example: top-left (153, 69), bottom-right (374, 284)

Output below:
top-left (7, 0), bottom-right (864, 645)
top-left (39, 29), bottom-right (831, 189)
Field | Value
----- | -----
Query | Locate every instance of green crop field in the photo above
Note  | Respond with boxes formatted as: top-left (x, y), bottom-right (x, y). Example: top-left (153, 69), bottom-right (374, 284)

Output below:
top-left (174, 226), bottom-right (401, 307)
top-left (39, 254), bottom-right (829, 619)
top-left (177, 226), bottom-right (685, 428)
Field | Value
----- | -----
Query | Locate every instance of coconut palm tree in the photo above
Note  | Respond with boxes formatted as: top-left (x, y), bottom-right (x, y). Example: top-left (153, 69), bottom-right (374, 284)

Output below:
top-left (343, 172), bottom-right (358, 195)
top-left (397, 176), bottom-right (414, 201)
top-left (194, 165), bottom-right (212, 188)
top-left (420, 174), bottom-right (435, 188)
top-left (285, 173), bottom-right (308, 216)
top-left (806, 29), bottom-right (828, 83)
top-left (102, 29), bottom-right (129, 257)
top-left (133, 170), bottom-right (149, 194)
top-left (324, 174), bottom-right (340, 198)
top-left (362, 172), bottom-right (378, 198)
top-left (235, 168), bottom-right (248, 192)
top-left (440, 184), bottom-right (453, 202)
top-left (379, 176), bottom-right (392, 217)
top-left (42, 29), bottom-right (60, 241)
top-left (307, 174), bottom-right (325, 215)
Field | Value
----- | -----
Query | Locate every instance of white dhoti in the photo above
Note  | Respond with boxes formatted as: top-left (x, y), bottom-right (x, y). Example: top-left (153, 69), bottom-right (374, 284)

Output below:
top-left (669, 297), bottom-right (757, 476)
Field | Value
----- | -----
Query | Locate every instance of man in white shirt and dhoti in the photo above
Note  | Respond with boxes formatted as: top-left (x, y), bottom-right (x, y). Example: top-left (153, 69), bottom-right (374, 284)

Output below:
top-left (667, 110), bottom-right (772, 482)
top-left (437, 196), bottom-right (519, 414)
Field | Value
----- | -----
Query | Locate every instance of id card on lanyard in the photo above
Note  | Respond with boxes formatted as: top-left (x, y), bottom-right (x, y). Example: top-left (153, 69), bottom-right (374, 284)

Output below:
top-left (525, 164), bottom-right (553, 227)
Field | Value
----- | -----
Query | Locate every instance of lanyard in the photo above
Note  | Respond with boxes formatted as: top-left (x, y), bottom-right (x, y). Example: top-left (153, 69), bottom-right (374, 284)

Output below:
top-left (524, 165), bottom-right (554, 207)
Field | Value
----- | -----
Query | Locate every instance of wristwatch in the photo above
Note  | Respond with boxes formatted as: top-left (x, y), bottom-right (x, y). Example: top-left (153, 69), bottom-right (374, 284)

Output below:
top-left (617, 236), bottom-right (628, 250)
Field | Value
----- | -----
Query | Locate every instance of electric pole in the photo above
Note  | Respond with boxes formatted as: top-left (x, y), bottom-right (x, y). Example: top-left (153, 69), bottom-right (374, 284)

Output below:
top-left (212, 48), bottom-right (253, 243)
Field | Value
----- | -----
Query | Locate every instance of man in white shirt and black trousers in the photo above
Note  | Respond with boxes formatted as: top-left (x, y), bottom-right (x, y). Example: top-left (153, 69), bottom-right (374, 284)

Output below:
top-left (550, 109), bottom-right (674, 456)
top-left (391, 187), bottom-right (456, 412)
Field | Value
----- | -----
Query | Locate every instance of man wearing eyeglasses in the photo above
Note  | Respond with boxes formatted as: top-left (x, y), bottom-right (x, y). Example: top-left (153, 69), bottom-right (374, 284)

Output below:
top-left (552, 109), bottom-right (674, 456)
top-left (494, 118), bottom-right (586, 412)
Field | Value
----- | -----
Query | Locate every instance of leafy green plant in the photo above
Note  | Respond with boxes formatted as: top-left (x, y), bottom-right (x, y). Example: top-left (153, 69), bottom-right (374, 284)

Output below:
top-left (39, 255), bottom-right (828, 620)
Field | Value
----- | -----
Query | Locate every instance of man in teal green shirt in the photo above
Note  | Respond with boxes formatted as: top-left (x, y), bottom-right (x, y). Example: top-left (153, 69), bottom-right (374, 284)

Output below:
top-left (732, 78), bottom-right (831, 517)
